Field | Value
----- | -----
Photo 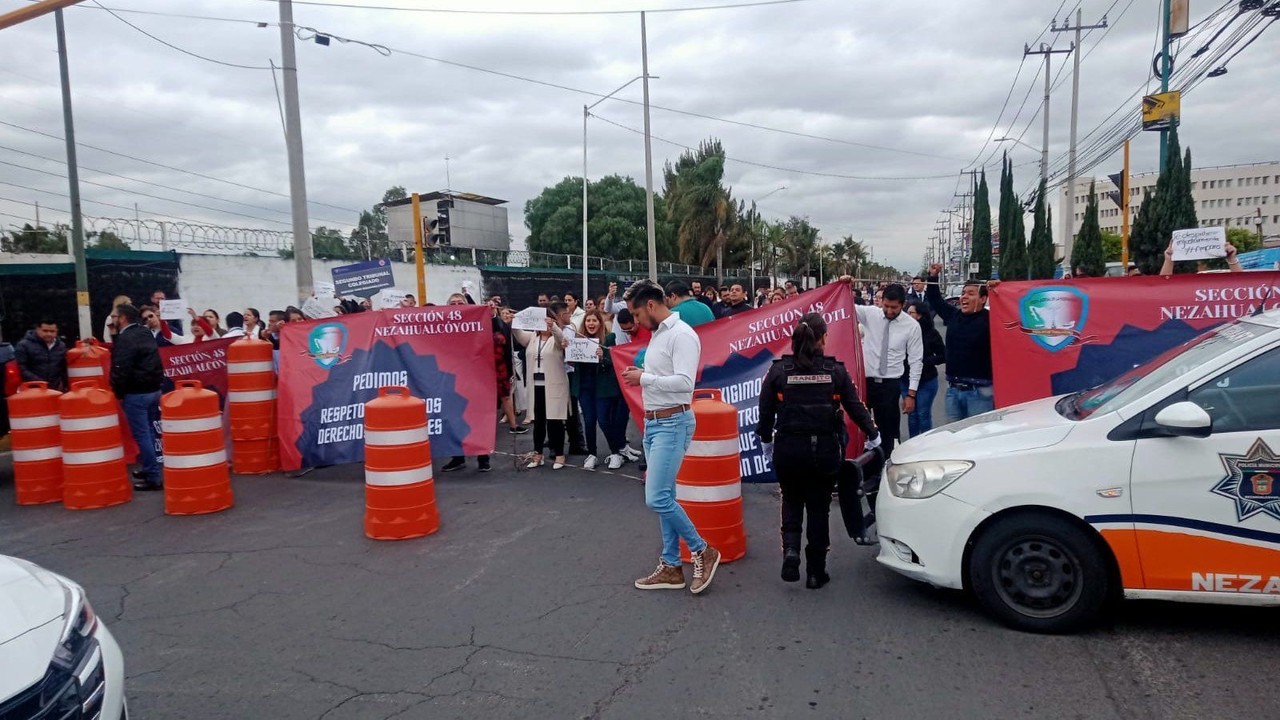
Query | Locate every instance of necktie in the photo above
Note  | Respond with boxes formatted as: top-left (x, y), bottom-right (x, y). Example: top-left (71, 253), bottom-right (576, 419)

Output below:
top-left (878, 316), bottom-right (892, 377)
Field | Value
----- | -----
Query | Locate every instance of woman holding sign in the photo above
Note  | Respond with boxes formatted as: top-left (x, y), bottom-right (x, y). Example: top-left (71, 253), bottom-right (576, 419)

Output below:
top-left (570, 310), bottom-right (628, 471)
top-left (513, 311), bottom-right (570, 469)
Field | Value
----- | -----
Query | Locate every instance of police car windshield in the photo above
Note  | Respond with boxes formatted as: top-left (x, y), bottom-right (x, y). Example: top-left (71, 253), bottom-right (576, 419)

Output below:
top-left (1061, 320), bottom-right (1276, 420)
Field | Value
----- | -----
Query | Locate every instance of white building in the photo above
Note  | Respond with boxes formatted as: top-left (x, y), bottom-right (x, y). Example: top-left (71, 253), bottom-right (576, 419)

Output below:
top-left (1062, 160), bottom-right (1280, 248)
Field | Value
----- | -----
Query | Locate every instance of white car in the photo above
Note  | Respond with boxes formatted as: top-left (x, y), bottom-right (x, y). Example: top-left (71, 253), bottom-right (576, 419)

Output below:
top-left (877, 308), bottom-right (1280, 633)
top-left (0, 555), bottom-right (127, 718)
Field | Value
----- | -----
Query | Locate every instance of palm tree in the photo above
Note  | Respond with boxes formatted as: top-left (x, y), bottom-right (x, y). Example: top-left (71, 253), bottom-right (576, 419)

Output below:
top-left (662, 139), bottom-right (734, 273)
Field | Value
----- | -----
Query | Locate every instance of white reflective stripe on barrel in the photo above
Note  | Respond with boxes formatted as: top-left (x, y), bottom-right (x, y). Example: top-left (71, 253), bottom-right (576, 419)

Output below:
top-left (227, 390), bottom-right (277, 403)
top-left (10, 414), bottom-right (59, 430)
top-left (67, 366), bottom-right (104, 377)
top-left (162, 415), bottom-right (223, 434)
top-left (163, 449), bottom-right (227, 469)
top-left (676, 481), bottom-right (742, 503)
top-left (364, 426), bottom-right (430, 446)
top-left (226, 361), bottom-right (275, 374)
top-left (684, 438), bottom-right (740, 457)
top-left (62, 446), bottom-right (124, 465)
top-left (60, 415), bottom-right (118, 432)
top-left (365, 464), bottom-right (433, 487)
top-left (13, 446), bottom-right (62, 462)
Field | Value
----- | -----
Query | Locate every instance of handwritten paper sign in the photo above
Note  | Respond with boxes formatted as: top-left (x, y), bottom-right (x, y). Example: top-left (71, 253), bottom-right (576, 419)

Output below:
top-left (313, 280), bottom-right (336, 298)
top-left (1171, 227), bottom-right (1226, 262)
top-left (377, 288), bottom-right (412, 310)
top-left (512, 307), bottom-right (548, 332)
top-left (159, 299), bottom-right (188, 320)
top-left (301, 296), bottom-right (338, 319)
top-left (566, 338), bottom-right (600, 363)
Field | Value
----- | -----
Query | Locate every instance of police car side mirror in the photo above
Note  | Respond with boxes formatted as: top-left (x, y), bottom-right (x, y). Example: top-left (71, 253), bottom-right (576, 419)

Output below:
top-left (1154, 401), bottom-right (1213, 438)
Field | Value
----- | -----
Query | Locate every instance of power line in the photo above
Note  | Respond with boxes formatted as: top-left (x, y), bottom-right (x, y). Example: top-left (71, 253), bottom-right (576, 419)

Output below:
top-left (0, 119), bottom-right (361, 215)
top-left (249, 0), bottom-right (814, 16)
top-left (590, 112), bottom-right (958, 181)
top-left (91, 2), bottom-right (274, 70)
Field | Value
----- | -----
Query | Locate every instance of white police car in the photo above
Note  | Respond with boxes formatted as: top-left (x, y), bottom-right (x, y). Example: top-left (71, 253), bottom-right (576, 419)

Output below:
top-left (876, 308), bottom-right (1280, 633)
top-left (0, 555), bottom-right (127, 718)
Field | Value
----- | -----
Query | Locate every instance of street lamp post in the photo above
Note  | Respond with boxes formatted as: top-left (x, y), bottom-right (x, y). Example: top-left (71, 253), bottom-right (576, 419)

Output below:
top-left (582, 75), bottom-right (646, 301)
top-left (748, 185), bottom-right (786, 295)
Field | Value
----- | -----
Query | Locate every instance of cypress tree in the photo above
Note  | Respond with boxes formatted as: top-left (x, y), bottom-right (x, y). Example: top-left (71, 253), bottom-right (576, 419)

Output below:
top-left (971, 169), bottom-right (993, 278)
top-left (1130, 188), bottom-right (1161, 274)
top-left (1028, 179), bottom-right (1056, 279)
top-left (997, 154), bottom-right (1016, 278)
top-left (1072, 180), bottom-right (1106, 277)
top-left (1001, 167), bottom-right (1029, 281)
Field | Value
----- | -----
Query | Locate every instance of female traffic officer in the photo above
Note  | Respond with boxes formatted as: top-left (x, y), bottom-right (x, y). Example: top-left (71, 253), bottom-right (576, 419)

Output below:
top-left (756, 312), bottom-right (880, 588)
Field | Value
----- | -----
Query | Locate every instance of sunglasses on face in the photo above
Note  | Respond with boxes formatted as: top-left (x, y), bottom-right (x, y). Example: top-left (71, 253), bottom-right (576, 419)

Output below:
top-left (143, 314), bottom-right (157, 321)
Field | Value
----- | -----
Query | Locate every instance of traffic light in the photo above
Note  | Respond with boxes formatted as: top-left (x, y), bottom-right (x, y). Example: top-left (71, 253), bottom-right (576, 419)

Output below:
top-left (428, 199), bottom-right (452, 247)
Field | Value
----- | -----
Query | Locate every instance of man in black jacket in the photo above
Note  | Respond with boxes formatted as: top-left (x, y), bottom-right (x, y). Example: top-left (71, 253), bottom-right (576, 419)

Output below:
top-left (15, 319), bottom-right (67, 391)
top-left (924, 263), bottom-right (995, 422)
top-left (110, 304), bottom-right (165, 491)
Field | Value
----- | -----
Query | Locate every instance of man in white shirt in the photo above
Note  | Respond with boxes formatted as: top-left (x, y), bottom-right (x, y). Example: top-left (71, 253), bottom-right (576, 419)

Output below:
top-left (854, 283), bottom-right (922, 463)
top-left (621, 279), bottom-right (722, 595)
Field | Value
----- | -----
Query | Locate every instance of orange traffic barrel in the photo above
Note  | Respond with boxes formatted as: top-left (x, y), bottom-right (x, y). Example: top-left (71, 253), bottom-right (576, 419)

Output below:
top-left (8, 381), bottom-right (63, 505)
top-left (226, 337), bottom-right (279, 474)
top-left (677, 389), bottom-right (746, 563)
top-left (161, 380), bottom-right (234, 515)
top-left (66, 339), bottom-right (110, 390)
top-left (363, 386), bottom-right (439, 540)
top-left (59, 381), bottom-right (131, 510)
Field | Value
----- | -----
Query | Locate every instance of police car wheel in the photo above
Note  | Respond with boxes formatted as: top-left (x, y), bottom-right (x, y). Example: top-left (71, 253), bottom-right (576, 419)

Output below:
top-left (969, 514), bottom-right (1109, 634)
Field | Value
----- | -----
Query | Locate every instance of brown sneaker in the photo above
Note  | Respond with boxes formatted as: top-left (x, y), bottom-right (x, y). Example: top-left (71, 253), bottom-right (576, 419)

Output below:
top-left (689, 546), bottom-right (721, 595)
top-left (634, 562), bottom-right (685, 590)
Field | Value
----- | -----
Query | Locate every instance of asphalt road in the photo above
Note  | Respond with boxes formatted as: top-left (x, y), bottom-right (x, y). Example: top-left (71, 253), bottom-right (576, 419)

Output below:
top-left (1, 432), bottom-right (1276, 720)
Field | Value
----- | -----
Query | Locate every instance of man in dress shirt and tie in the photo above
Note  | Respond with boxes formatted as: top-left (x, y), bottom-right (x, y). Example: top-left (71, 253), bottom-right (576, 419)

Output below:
top-left (854, 283), bottom-right (923, 465)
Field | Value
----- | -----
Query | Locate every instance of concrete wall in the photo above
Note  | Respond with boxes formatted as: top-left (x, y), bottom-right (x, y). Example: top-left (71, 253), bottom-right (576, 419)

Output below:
top-left (176, 255), bottom-right (484, 317)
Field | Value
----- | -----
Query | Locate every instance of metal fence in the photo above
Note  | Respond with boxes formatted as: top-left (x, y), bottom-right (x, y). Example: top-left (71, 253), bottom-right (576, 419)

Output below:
top-left (471, 248), bottom-right (750, 277)
top-left (81, 217), bottom-right (293, 254)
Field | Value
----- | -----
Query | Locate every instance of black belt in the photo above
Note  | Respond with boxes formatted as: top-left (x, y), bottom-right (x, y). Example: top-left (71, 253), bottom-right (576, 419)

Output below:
top-left (866, 377), bottom-right (898, 384)
top-left (948, 377), bottom-right (992, 391)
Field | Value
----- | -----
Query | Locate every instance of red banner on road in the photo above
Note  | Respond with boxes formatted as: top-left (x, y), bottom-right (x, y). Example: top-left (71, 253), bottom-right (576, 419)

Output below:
top-left (610, 283), bottom-right (866, 482)
top-left (989, 272), bottom-right (1280, 407)
top-left (161, 337), bottom-right (234, 400)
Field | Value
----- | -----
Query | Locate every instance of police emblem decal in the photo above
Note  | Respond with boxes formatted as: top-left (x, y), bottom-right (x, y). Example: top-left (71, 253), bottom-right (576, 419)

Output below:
top-left (1016, 286), bottom-right (1090, 352)
top-left (1212, 438), bottom-right (1280, 522)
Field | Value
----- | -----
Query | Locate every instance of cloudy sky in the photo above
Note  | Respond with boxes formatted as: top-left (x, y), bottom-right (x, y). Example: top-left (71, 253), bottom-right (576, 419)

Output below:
top-left (2, 0), bottom-right (1277, 270)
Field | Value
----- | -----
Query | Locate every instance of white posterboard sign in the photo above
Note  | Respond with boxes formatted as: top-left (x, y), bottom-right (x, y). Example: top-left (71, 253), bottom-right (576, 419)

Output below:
top-left (159, 299), bottom-right (188, 320)
top-left (377, 288), bottom-right (412, 310)
top-left (512, 307), bottom-right (548, 332)
top-left (968, 262), bottom-right (980, 275)
top-left (313, 280), bottom-right (336, 297)
top-left (1171, 227), bottom-right (1226, 262)
top-left (301, 296), bottom-right (338, 319)
top-left (566, 338), bottom-right (600, 363)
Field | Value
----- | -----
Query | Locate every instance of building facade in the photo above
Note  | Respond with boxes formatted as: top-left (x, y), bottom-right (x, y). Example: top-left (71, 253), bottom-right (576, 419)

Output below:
top-left (1062, 160), bottom-right (1280, 247)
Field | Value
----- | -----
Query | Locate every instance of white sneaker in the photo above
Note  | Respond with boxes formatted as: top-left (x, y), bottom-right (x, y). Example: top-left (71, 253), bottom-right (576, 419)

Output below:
top-left (583, 454), bottom-right (598, 470)
top-left (621, 445), bottom-right (642, 462)
top-left (607, 454), bottom-right (624, 470)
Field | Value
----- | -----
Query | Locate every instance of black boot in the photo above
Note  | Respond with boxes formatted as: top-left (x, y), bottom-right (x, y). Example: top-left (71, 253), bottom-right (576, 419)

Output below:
top-left (781, 547), bottom-right (801, 583)
top-left (805, 546), bottom-right (830, 589)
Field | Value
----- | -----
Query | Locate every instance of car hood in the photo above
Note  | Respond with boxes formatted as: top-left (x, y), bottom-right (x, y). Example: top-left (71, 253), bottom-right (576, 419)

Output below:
top-left (893, 395), bottom-right (1074, 462)
top-left (0, 556), bottom-right (65, 702)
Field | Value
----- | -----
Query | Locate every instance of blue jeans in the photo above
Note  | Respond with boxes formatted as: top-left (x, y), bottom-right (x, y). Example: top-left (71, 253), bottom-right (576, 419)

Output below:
top-left (577, 386), bottom-right (599, 456)
top-left (945, 384), bottom-right (995, 423)
top-left (900, 376), bottom-right (939, 438)
top-left (123, 391), bottom-right (162, 484)
top-left (596, 395), bottom-right (628, 456)
top-left (642, 411), bottom-right (705, 566)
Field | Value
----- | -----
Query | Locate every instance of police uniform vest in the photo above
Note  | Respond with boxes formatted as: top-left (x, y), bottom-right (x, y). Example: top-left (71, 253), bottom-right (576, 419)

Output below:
top-left (775, 357), bottom-right (843, 438)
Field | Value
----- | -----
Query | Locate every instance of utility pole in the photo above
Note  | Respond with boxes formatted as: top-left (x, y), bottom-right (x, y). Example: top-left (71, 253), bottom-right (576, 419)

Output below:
top-left (1023, 41), bottom-right (1073, 189)
top-left (640, 11), bottom-right (658, 281)
top-left (1052, 9), bottom-right (1107, 267)
top-left (1121, 139), bottom-right (1131, 270)
top-left (278, 0), bottom-right (314, 302)
top-left (54, 10), bottom-right (90, 339)
top-left (1159, 0), bottom-right (1173, 171)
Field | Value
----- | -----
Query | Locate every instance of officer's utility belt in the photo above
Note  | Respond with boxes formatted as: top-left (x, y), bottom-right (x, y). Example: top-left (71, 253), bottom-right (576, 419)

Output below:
top-left (947, 376), bottom-right (992, 391)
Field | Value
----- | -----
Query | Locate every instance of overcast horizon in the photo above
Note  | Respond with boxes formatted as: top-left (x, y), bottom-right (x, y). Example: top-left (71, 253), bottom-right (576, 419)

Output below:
top-left (2, 0), bottom-right (1277, 271)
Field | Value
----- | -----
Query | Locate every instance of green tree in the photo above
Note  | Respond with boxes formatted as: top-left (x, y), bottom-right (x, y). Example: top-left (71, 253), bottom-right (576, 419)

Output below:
top-left (524, 175), bottom-right (673, 261)
top-left (1, 223), bottom-right (67, 254)
top-left (1028, 180), bottom-right (1055, 279)
top-left (662, 139), bottom-right (736, 271)
top-left (348, 186), bottom-right (406, 260)
top-left (1101, 230), bottom-right (1123, 262)
top-left (1202, 227), bottom-right (1264, 270)
top-left (1072, 181), bottom-right (1106, 277)
top-left (998, 160), bottom-right (1029, 280)
top-left (1133, 125), bottom-right (1199, 274)
top-left (88, 229), bottom-right (130, 250)
top-left (776, 216), bottom-right (820, 282)
top-left (970, 169), bottom-right (993, 279)
top-left (1130, 189), bottom-right (1162, 274)
top-left (312, 226), bottom-right (358, 260)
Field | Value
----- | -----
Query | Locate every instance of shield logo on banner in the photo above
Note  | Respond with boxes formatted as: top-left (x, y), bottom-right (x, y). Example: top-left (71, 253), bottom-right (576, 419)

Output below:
top-left (1018, 286), bottom-right (1089, 352)
top-left (307, 322), bottom-right (350, 369)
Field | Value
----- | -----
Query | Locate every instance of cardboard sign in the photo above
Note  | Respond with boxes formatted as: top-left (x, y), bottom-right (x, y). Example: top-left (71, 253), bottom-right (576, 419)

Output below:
top-left (159, 299), bottom-right (188, 320)
top-left (1171, 227), bottom-right (1226, 262)
top-left (301, 296), bottom-right (338, 319)
top-left (566, 338), bottom-right (599, 363)
top-left (512, 307), bottom-right (548, 332)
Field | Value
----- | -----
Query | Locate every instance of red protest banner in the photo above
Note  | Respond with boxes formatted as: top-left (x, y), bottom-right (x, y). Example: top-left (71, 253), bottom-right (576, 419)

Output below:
top-left (989, 272), bottom-right (1280, 407)
top-left (161, 337), bottom-right (235, 400)
top-left (610, 282), bottom-right (866, 482)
